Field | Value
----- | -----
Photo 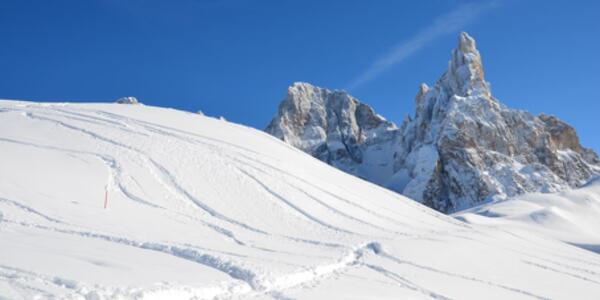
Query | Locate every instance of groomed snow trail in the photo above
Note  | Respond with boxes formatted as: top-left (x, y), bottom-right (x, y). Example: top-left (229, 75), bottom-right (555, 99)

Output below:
top-left (1, 101), bottom-right (600, 299)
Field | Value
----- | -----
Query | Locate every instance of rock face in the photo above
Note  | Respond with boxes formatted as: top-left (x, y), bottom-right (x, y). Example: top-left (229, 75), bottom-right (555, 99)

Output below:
top-left (116, 97), bottom-right (139, 104)
top-left (395, 32), bottom-right (599, 212)
top-left (265, 82), bottom-right (399, 184)
top-left (266, 32), bottom-right (600, 213)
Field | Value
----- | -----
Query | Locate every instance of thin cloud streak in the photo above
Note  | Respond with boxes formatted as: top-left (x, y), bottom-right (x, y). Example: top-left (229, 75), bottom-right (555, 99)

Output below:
top-left (346, 2), bottom-right (497, 91)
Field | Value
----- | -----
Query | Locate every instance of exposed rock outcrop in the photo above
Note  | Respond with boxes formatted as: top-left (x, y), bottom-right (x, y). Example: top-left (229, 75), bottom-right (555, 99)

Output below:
top-left (266, 32), bottom-right (600, 213)
top-left (116, 97), bottom-right (139, 104)
top-left (266, 82), bottom-right (399, 184)
top-left (395, 32), bottom-right (599, 212)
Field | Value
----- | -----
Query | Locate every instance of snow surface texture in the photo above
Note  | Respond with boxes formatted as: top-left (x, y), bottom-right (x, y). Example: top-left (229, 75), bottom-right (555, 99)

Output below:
top-left (1, 100), bottom-right (600, 299)
top-left (266, 32), bottom-right (600, 213)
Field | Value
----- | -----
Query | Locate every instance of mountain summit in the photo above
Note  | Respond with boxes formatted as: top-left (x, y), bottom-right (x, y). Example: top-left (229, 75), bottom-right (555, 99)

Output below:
top-left (444, 32), bottom-right (490, 98)
top-left (266, 32), bottom-right (600, 212)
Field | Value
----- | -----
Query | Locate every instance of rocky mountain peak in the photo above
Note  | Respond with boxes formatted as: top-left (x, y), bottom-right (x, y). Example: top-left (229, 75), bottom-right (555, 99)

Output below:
top-left (442, 31), bottom-right (491, 99)
top-left (266, 82), bottom-right (399, 184)
top-left (287, 82), bottom-right (325, 102)
top-left (266, 32), bottom-right (599, 213)
top-left (458, 31), bottom-right (477, 53)
top-left (397, 32), bottom-right (599, 212)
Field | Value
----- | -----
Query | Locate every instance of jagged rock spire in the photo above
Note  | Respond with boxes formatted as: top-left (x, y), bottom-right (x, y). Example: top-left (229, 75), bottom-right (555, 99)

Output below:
top-left (415, 83), bottom-right (429, 105)
top-left (458, 31), bottom-right (478, 53)
top-left (396, 32), bottom-right (599, 212)
top-left (442, 32), bottom-right (491, 98)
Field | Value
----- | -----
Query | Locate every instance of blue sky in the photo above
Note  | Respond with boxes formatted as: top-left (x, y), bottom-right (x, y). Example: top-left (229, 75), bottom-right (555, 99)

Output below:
top-left (1, 0), bottom-right (599, 152)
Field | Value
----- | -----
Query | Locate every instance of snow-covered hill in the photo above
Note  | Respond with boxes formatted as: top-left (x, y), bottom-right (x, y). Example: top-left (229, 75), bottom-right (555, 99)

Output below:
top-left (1, 100), bottom-right (600, 299)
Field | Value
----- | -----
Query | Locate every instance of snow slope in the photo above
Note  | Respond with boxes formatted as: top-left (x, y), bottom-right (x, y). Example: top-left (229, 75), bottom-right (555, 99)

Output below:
top-left (1, 100), bottom-right (600, 299)
top-left (456, 176), bottom-right (600, 252)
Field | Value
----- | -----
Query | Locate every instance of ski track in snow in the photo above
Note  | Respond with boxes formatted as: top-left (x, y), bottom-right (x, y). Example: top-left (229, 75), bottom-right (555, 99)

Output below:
top-left (3, 218), bottom-right (396, 299)
top-left (145, 156), bottom-right (270, 236)
top-left (16, 111), bottom-right (277, 238)
top-left (233, 166), bottom-right (358, 236)
top-left (376, 249), bottom-right (550, 299)
top-left (59, 107), bottom-right (451, 236)
top-left (244, 161), bottom-right (412, 238)
top-left (363, 264), bottom-right (452, 300)
top-left (35, 107), bottom-right (384, 247)
top-left (0, 197), bottom-right (66, 225)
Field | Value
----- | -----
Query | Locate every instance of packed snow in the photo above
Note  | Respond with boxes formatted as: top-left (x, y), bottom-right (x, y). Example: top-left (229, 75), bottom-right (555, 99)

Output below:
top-left (1, 100), bottom-right (600, 299)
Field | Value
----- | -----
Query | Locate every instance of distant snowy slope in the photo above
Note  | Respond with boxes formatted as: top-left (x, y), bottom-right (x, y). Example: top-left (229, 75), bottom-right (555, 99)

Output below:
top-left (1, 100), bottom-right (600, 299)
top-left (456, 176), bottom-right (600, 252)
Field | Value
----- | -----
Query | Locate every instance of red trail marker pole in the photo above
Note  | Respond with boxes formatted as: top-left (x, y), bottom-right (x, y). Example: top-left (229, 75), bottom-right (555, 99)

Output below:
top-left (104, 187), bottom-right (108, 209)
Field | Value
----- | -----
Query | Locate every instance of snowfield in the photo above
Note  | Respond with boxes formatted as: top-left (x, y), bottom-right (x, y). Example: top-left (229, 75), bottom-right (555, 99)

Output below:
top-left (1, 100), bottom-right (600, 299)
top-left (456, 176), bottom-right (600, 253)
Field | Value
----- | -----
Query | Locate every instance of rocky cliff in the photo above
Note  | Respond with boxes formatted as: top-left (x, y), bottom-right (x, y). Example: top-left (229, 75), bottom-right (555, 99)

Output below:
top-left (266, 32), bottom-right (600, 213)
top-left (265, 82), bottom-right (399, 184)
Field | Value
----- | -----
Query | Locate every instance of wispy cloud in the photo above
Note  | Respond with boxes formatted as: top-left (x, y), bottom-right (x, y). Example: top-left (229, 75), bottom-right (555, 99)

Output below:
top-left (346, 1), bottom-right (498, 90)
